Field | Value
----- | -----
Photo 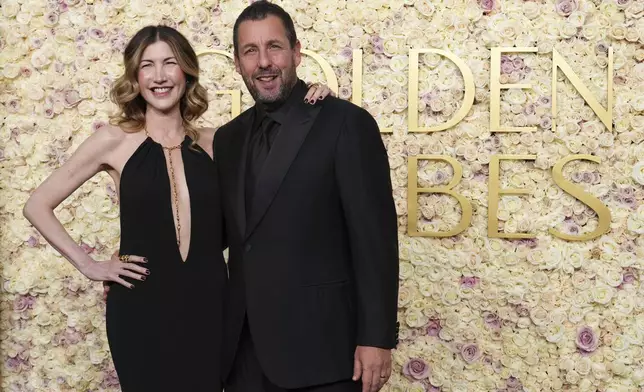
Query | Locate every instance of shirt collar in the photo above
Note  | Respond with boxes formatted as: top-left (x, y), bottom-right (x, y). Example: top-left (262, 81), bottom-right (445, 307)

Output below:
top-left (255, 79), bottom-right (307, 126)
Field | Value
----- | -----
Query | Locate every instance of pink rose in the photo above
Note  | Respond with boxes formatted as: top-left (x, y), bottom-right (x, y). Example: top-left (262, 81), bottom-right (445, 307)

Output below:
top-left (461, 343), bottom-right (482, 363)
top-left (483, 312), bottom-right (501, 329)
top-left (581, 172), bottom-right (593, 183)
top-left (426, 319), bottom-right (442, 336)
top-left (7, 99), bottom-right (20, 113)
top-left (621, 241), bottom-right (636, 253)
top-left (555, 0), bottom-right (578, 16)
top-left (89, 28), bottom-right (106, 41)
top-left (576, 326), bottom-right (599, 353)
top-left (403, 358), bottom-right (430, 380)
top-left (540, 116), bottom-right (552, 129)
top-left (512, 57), bottom-right (525, 70)
top-left (506, 376), bottom-right (522, 389)
top-left (370, 36), bottom-right (383, 46)
top-left (622, 268), bottom-right (637, 285)
top-left (514, 305), bottom-right (529, 318)
top-left (571, 172), bottom-right (583, 183)
top-left (102, 369), bottom-right (121, 388)
top-left (43, 107), bottom-right (55, 119)
top-left (6, 357), bottom-right (23, 371)
top-left (27, 236), bottom-right (38, 247)
top-left (479, 0), bottom-right (496, 13)
top-left (564, 222), bottom-right (580, 235)
top-left (44, 11), bottom-right (59, 26)
top-left (13, 295), bottom-right (35, 312)
top-left (434, 170), bottom-right (448, 184)
top-left (340, 47), bottom-right (353, 60)
top-left (460, 276), bottom-right (479, 289)
top-left (501, 61), bottom-right (514, 75)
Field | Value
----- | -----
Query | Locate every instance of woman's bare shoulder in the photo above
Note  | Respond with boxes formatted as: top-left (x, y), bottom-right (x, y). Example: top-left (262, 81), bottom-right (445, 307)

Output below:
top-left (199, 127), bottom-right (217, 138)
top-left (197, 127), bottom-right (217, 158)
top-left (93, 123), bottom-right (130, 145)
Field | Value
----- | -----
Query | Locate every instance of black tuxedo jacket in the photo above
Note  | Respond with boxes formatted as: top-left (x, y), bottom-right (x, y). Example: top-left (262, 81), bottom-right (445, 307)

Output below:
top-left (214, 91), bottom-right (399, 389)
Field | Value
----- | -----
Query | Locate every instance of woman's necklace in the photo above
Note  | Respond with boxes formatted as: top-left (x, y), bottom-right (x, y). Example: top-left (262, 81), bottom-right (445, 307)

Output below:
top-left (145, 128), bottom-right (184, 247)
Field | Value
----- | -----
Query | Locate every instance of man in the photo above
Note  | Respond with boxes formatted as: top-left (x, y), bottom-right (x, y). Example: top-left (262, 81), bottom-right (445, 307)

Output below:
top-left (214, 2), bottom-right (399, 391)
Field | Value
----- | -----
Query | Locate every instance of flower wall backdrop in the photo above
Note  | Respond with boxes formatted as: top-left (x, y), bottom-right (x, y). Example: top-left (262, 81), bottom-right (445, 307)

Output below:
top-left (2, 0), bottom-right (644, 391)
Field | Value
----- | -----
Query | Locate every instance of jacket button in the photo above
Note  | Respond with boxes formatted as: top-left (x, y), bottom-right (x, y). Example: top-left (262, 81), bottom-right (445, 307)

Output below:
top-left (244, 244), bottom-right (251, 252)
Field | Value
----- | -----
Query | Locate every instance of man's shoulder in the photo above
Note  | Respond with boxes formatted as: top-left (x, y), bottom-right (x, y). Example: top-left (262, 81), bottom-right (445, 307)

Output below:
top-left (321, 96), bottom-right (374, 121)
top-left (215, 107), bottom-right (254, 140)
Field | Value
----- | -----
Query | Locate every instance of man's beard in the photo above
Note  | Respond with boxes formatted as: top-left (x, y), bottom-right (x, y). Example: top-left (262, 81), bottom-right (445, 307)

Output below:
top-left (243, 64), bottom-right (297, 105)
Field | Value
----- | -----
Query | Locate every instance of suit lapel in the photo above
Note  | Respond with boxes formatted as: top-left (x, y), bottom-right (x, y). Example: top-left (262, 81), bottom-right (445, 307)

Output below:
top-left (229, 111), bottom-right (254, 240)
top-left (245, 102), bottom-right (322, 239)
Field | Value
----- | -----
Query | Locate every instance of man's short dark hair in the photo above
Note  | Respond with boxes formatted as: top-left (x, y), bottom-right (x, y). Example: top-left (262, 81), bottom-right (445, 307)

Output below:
top-left (233, 1), bottom-right (298, 57)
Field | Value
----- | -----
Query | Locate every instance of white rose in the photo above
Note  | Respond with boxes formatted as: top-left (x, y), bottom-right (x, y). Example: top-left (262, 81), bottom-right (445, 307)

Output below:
top-left (592, 363), bottom-right (610, 380)
top-left (56, 44), bottom-right (76, 65)
top-left (631, 96), bottom-right (644, 112)
top-left (389, 55), bottom-right (407, 72)
top-left (2, 0), bottom-right (20, 18)
top-left (561, 24), bottom-right (579, 39)
top-left (576, 357), bottom-right (592, 376)
top-left (610, 360), bottom-right (628, 377)
top-left (78, 101), bottom-right (96, 116)
top-left (415, 0), bottom-right (435, 17)
top-left (523, 2), bottom-right (541, 19)
top-left (545, 324), bottom-right (566, 343)
top-left (24, 85), bottom-right (45, 101)
top-left (592, 285), bottom-right (615, 305)
top-left (632, 161), bottom-right (644, 185)
top-left (505, 89), bottom-right (527, 105)
top-left (565, 369), bottom-right (580, 384)
top-left (611, 335), bottom-right (630, 352)
top-left (3, 63), bottom-right (21, 79)
top-left (31, 50), bottom-right (51, 69)
top-left (568, 11), bottom-right (586, 27)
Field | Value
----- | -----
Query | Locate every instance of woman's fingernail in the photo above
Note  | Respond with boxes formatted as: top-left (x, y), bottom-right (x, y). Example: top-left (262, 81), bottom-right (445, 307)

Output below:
top-left (145, 269), bottom-right (150, 275)
top-left (129, 284), bottom-right (135, 289)
top-left (304, 98), bottom-right (310, 103)
top-left (311, 99), bottom-right (316, 104)
top-left (141, 276), bottom-right (146, 281)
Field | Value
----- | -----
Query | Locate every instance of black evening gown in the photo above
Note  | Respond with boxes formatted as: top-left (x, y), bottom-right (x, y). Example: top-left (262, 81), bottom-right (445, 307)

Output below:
top-left (106, 136), bottom-right (226, 391)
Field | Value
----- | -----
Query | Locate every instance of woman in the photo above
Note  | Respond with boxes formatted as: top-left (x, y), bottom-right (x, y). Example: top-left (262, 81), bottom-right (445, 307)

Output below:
top-left (23, 25), bottom-right (331, 391)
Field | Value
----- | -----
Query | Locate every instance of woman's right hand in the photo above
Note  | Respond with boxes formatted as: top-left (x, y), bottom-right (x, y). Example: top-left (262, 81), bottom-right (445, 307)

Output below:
top-left (82, 254), bottom-right (149, 289)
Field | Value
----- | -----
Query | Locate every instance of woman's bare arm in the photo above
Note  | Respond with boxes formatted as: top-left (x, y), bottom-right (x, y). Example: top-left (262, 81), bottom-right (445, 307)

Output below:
top-left (23, 125), bottom-right (147, 287)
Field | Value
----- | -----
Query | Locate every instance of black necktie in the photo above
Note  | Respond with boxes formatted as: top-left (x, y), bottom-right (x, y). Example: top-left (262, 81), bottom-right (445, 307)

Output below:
top-left (246, 115), bottom-right (277, 219)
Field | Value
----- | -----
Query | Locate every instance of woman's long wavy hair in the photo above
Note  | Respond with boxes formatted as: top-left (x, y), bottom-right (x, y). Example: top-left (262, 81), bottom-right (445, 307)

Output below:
top-left (109, 25), bottom-right (208, 142)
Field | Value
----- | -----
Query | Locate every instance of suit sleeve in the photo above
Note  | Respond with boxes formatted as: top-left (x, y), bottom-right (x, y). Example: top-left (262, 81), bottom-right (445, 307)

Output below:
top-left (335, 106), bottom-right (399, 349)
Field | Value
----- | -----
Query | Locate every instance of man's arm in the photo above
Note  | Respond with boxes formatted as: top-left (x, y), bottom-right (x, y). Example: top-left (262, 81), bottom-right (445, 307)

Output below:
top-left (334, 105), bottom-right (399, 391)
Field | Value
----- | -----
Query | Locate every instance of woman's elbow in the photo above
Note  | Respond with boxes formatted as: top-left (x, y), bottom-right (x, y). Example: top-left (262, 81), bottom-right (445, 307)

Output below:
top-left (23, 197), bottom-right (35, 222)
top-left (23, 195), bottom-right (44, 223)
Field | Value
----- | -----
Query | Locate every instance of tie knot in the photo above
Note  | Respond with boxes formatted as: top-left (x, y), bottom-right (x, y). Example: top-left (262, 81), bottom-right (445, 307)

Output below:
top-left (262, 113), bottom-right (277, 126)
top-left (259, 114), bottom-right (277, 135)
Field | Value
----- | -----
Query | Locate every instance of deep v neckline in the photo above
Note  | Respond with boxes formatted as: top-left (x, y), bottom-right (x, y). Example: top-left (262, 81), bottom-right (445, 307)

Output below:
top-left (149, 136), bottom-right (193, 263)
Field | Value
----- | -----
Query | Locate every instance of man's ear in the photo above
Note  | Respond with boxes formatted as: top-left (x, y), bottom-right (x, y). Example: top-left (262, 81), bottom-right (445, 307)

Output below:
top-left (293, 40), bottom-right (302, 67)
